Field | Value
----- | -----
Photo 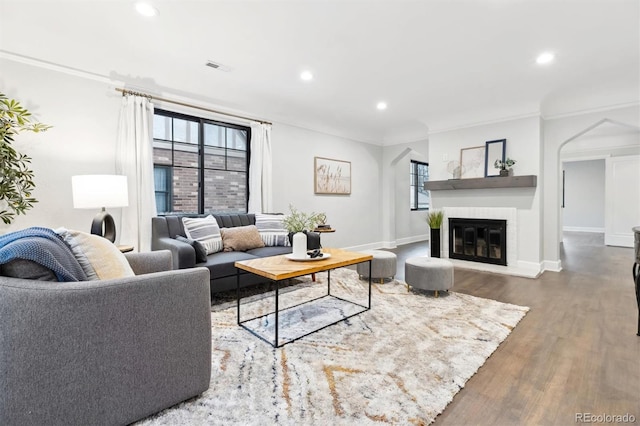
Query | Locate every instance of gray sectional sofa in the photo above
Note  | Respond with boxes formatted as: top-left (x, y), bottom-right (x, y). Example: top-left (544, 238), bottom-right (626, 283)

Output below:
top-left (151, 213), bottom-right (293, 294)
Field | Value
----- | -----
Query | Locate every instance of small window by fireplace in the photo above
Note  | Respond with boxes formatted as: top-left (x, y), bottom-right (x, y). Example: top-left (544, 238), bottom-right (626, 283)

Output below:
top-left (410, 160), bottom-right (429, 210)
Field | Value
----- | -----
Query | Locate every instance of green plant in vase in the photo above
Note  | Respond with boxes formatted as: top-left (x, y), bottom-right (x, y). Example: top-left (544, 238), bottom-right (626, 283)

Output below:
top-left (494, 158), bottom-right (516, 177)
top-left (427, 209), bottom-right (444, 229)
top-left (282, 204), bottom-right (325, 233)
top-left (0, 92), bottom-right (51, 224)
top-left (426, 209), bottom-right (444, 258)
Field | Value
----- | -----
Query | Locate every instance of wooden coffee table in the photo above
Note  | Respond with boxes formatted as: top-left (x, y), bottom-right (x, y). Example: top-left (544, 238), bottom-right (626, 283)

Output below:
top-left (235, 248), bottom-right (373, 347)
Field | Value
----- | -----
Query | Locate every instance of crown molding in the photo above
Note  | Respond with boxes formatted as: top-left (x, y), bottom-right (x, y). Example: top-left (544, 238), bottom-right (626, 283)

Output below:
top-left (0, 50), bottom-right (116, 85)
top-left (542, 101), bottom-right (640, 120)
top-left (428, 111), bottom-right (542, 135)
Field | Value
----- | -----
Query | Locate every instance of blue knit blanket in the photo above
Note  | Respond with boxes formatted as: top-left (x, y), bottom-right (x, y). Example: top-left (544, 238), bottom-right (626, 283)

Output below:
top-left (0, 227), bottom-right (87, 282)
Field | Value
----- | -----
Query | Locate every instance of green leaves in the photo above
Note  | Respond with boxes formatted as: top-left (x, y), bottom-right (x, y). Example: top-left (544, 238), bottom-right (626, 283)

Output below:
top-left (282, 204), bottom-right (326, 233)
top-left (0, 92), bottom-right (50, 224)
top-left (427, 209), bottom-right (444, 229)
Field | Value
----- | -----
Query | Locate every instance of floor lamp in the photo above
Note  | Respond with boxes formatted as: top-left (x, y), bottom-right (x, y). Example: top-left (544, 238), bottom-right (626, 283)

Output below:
top-left (72, 175), bottom-right (129, 243)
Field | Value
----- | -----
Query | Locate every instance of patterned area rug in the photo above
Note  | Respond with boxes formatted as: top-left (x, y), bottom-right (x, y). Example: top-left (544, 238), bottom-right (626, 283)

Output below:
top-left (139, 269), bottom-right (529, 425)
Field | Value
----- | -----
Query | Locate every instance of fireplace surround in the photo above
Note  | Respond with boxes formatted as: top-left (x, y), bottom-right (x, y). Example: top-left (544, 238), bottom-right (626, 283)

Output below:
top-left (441, 207), bottom-right (526, 275)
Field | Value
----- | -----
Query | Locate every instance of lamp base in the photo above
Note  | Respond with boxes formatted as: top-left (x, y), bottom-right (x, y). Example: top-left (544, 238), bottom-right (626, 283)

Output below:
top-left (90, 209), bottom-right (116, 243)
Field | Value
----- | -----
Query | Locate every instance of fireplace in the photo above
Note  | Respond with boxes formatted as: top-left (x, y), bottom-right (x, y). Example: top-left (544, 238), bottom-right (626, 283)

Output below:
top-left (449, 218), bottom-right (507, 266)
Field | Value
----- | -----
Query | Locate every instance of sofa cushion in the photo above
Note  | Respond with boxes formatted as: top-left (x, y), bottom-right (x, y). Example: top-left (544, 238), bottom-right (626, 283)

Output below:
top-left (0, 259), bottom-right (58, 281)
top-left (176, 236), bottom-right (207, 263)
top-left (198, 251), bottom-right (258, 278)
top-left (220, 225), bottom-right (265, 252)
top-left (254, 213), bottom-right (290, 247)
top-left (212, 214), bottom-right (255, 228)
top-left (246, 246), bottom-right (292, 257)
top-left (182, 215), bottom-right (223, 255)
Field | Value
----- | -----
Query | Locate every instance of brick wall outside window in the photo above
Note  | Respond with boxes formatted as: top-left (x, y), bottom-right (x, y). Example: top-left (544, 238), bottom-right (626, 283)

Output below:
top-left (152, 110), bottom-right (249, 215)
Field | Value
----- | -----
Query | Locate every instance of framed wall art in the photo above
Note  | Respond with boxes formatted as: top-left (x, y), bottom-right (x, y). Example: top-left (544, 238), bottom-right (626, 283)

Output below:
top-left (459, 146), bottom-right (486, 179)
top-left (484, 139), bottom-right (506, 177)
top-left (314, 157), bottom-right (351, 194)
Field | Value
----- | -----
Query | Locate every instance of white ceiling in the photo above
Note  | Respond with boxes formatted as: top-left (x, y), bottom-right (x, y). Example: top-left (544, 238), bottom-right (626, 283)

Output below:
top-left (1, 0), bottom-right (638, 145)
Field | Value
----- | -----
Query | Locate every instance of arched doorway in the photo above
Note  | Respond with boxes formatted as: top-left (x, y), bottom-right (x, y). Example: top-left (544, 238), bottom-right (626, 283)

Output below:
top-left (557, 118), bottom-right (640, 248)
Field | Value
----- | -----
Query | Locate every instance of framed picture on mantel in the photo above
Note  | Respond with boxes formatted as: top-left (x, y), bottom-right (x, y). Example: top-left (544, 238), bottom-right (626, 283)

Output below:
top-left (459, 146), bottom-right (486, 179)
top-left (485, 139), bottom-right (506, 177)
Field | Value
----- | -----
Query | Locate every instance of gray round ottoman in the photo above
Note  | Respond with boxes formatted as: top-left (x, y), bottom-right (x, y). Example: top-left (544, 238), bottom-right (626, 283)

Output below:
top-left (404, 257), bottom-right (454, 297)
top-left (356, 250), bottom-right (397, 283)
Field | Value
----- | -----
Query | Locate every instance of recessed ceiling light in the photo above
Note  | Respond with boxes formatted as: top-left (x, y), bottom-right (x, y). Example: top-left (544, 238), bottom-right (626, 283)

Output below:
top-left (376, 102), bottom-right (388, 111)
top-left (536, 52), bottom-right (555, 65)
top-left (135, 2), bottom-right (158, 17)
top-left (300, 71), bottom-right (313, 81)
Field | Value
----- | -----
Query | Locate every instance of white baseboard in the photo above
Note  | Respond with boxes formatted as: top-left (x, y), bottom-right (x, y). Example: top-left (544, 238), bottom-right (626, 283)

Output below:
top-left (542, 260), bottom-right (563, 272)
top-left (343, 241), bottom-right (393, 252)
top-left (563, 226), bottom-right (605, 233)
top-left (348, 236), bottom-right (428, 251)
top-left (395, 234), bottom-right (429, 246)
top-left (604, 234), bottom-right (633, 248)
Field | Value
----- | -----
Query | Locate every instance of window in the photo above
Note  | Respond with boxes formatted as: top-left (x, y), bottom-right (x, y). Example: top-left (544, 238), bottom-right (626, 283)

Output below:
top-left (410, 160), bottom-right (429, 210)
top-left (152, 109), bottom-right (250, 215)
top-left (154, 166), bottom-right (171, 213)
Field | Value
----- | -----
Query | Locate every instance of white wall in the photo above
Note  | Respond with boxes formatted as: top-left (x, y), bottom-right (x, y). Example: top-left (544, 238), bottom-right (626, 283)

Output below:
top-left (542, 105), bottom-right (640, 267)
top-left (428, 115), bottom-right (543, 269)
top-left (380, 140), bottom-right (430, 247)
top-left (0, 56), bottom-right (386, 250)
top-left (562, 159), bottom-right (605, 232)
top-left (0, 57), bottom-right (123, 237)
top-left (270, 123), bottom-right (383, 249)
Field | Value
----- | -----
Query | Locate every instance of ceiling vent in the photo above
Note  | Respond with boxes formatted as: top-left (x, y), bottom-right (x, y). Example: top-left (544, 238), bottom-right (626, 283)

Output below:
top-left (205, 60), bottom-right (232, 72)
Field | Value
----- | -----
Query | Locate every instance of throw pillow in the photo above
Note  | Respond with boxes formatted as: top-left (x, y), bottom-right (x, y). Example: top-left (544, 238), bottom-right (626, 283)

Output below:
top-left (254, 213), bottom-right (290, 247)
top-left (176, 235), bottom-right (208, 263)
top-left (56, 229), bottom-right (135, 280)
top-left (182, 215), bottom-right (223, 255)
top-left (220, 225), bottom-right (265, 252)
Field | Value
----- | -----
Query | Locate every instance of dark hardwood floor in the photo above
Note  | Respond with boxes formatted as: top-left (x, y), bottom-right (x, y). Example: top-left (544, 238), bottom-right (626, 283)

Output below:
top-left (387, 232), bottom-right (640, 426)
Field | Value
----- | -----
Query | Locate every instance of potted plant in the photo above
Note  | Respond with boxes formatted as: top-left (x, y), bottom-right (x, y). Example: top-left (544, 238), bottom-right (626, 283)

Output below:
top-left (282, 204), bottom-right (325, 233)
top-left (282, 204), bottom-right (325, 258)
top-left (494, 158), bottom-right (516, 177)
top-left (427, 209), bottom-right (444, 258)
top-left (0, 92), bottom-right (50, 225)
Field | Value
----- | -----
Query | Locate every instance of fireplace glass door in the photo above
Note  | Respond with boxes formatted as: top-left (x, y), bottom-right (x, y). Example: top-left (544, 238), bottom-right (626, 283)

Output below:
top-left (449, 218), bottom-right (507, 266)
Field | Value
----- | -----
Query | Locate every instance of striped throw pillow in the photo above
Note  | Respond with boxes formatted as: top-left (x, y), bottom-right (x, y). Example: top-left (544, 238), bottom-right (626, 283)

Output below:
top-left (182, 215), bottom-right (223, 255)
top-left (254, 213), bottom-right (290, 247)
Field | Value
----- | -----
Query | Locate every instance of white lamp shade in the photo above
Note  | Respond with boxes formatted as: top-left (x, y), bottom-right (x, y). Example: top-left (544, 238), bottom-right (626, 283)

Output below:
top-left (72, 175), bottom-right (129, 209)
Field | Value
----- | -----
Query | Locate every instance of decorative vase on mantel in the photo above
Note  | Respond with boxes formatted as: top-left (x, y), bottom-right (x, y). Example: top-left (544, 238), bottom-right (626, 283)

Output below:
top-left (499, 169), bottom-right (509, 177)
top-left (430, 228), bottom-right (441, 258)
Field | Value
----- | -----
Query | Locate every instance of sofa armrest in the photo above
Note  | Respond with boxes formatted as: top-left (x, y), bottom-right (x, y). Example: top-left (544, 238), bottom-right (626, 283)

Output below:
top-left (125, 249), bottom-right (173, 275)
top-left (0, 267), bottom-right (211, 425)
top-left (153, 237), bottom-right (196, 270)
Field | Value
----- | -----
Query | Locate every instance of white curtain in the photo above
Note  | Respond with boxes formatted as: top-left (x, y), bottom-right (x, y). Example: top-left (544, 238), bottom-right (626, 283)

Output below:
top-left (247, 122), bottom-right (273, 213)
top-left (116, 95), bottom-right (157, 252)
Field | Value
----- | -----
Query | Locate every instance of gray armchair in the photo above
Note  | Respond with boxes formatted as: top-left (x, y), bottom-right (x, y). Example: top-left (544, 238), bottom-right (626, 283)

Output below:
top-left (0, 250), bottom-right (211, 426)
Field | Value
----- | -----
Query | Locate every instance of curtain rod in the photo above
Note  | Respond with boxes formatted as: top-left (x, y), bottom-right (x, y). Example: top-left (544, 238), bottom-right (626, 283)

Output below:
top-left (115, 88), bottom-right (272, 125)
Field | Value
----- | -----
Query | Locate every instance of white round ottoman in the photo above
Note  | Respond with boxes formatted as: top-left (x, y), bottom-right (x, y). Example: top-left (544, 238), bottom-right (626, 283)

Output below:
top-left (356, 250), bottom-right (397, 283)
top-left (404, 257), bottom-right (454, 297)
